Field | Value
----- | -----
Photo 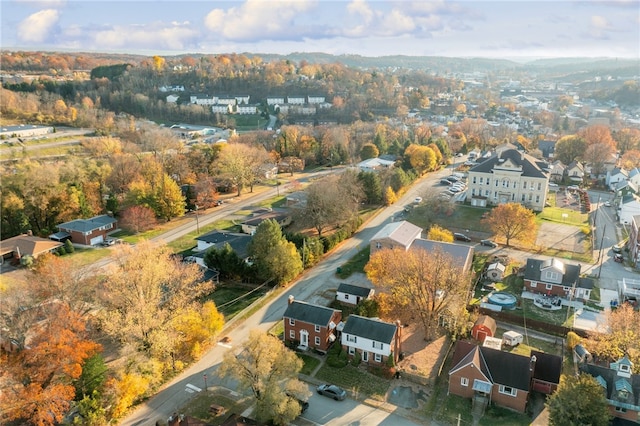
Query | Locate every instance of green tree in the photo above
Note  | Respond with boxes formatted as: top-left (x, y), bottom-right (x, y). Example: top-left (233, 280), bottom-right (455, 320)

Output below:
top-left (153, 173), bottom-right (186, 221)
top-left (74, 354), bottom-right (108, 399)
top-left (554, 135), bottom-right (586, 165)
top-left (217, 330), bottom-right (310, 425)
top-left (248, 219), bottom-right (302, 285)
top-left (546, 374), bottom-right (610, 426)
top-left (481, 203), bottom-right (536, 247)
top-left (358, 171), bottom-right (382, 204)
top-left (204, 242), bottom-right (250, 280)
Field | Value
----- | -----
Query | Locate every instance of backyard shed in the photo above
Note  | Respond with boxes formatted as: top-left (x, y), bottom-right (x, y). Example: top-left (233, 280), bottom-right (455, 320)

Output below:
top-left (486, 262), bottom-right (506, 282)
top-left (471, 315), bottom-right (497, 343)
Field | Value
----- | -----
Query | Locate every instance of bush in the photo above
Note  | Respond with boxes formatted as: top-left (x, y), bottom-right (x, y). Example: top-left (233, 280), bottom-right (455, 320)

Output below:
top-left (351, 350), bottom-right (361, 366)
top-left (368, 365), bottom-right (395, 379)
top-left (64, 239), bottom-right (75, 253)
top-left (326, 344), bottom-right (348, 368)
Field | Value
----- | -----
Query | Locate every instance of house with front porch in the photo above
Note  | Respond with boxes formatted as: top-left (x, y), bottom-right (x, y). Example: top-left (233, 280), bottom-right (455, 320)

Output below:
top-left (340, 315), bottom-right (400, 366)
top-left (607, 167), bottom-right (629, 191)
top-left (448, 341), bottom-right (534, 413)
top-left (523, 258), bottom-right (592, 301)
top-left (283, 297), bottom-right (341, 354)
top-left (0, 234), bottom-right (62, 264)
top-left (56, 214), bottom-right (117, 246)
top-left (566, 161), bottom-right (586, 183)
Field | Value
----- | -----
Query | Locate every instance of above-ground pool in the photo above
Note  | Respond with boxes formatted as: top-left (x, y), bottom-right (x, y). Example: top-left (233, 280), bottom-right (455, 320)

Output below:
top-left (488, 292), bottom-right (517, 309)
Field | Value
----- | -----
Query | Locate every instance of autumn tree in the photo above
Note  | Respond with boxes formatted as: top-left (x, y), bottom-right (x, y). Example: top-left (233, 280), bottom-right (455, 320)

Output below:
top-left (554, 135), bottom-right (586, 165)
top-left (119, 205), bottom-right (157, 233)
top-left (0, 306), bottom-right (101, 426)
top-left (360, 143), bottom-right (379, 160)
top-left (247, 219), bottom-right (303, 285)
top-left (583, 142), bottom-right (615, 178)
top-left (365, 247), bottom-right (472, 340)
top-left (619, 149), bottom-right (640, 171)
top-left (427, 225), bottom-right (454, 242)
top-left (481, 203), bottom-right (536, 247)
top-left (216, 142), bottom-right (270, 196)
top-left (614, 128), bottom-right (640, 154)
top-left (546, 374), bottom-right (610, 426)
top-left (217, 330), bottom-right (310, 425)
top-left (404, 143), bottom-right (436, 174)
top-left (153, 173), bottom-right (186, 221)
top-left (300, 172), bottom-right (363, 236)
top-left (586, 303), bottom-right (640, 372)
top-left (97, 242), bottom-right (216, 363)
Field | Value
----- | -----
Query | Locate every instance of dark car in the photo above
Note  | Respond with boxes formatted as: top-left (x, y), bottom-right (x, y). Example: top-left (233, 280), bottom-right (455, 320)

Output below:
top-left (440, 179), bottom-right (452, 185)
top-left (454, 233), bottom-right (471, 242)
top-left (317, 384), bottom-right (346, 401)
top-left (286, 393), bottom-right (309, 412)
top-left (614, 253), bottom-right (624, 263)
top-left (480, 239), bottom-right (497, 248)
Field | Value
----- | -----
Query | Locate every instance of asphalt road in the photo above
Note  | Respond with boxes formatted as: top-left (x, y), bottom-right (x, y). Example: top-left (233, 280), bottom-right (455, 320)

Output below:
top-left (123, 166), bottom-right (446, 426)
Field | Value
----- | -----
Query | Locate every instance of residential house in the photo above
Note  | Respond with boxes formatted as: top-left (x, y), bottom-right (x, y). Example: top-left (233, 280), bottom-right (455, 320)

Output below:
top-left (566, 161), bottom-right (586, 183)
top-left (234, 104), bottom-right (257, 115)
top-left (629, 215), bottom-right (640, 267)
top-left (628, 168), bottom-right (640, 187)
top-left (285, 191), bottom-right (307, 207)
top-left (618, 194), bottom-right (640, 225)
top-left (0, 234), bottom-right (62, 263)
top-left (336, 283), bottom-right (374, 305)
top-left (448, 341), bottom-right (534, 413)
top-left (370, 221), bottom-right (423, 253)
top-left (549, 161), bottom-right (565, 183)
top-left (411, 239), bottom-right (475, 272)
top-left (580, 355), bottom-right (640, 423)
top-left (287, 96), bottom-right (306, 105)
top-left (523, 258), bottom-right (593, 301)
top-left (613, 180), bottom-right (638, 199)
top-left (307, 95), bottom-right (326, 104)
top-left (190, 94), bottom-right (219, 106)
top-left (530, 350), bottom-right (563, 395)
top-left (340, 315), bottom-right (400, 365)
top-left (266, 97), bottom-right (285, 106)
top-left (240, 210), bottom-right (291, 235)
top-left (195, 229), bottom-right (252, 260)
top-left (621, 278), bottom-right (640, 306)
top-left (259, 163), bottom-right (279, 179)
top-left (283, 297), bottom-right (341, 353)
top-left (607, 167), bottom-right (629, 190)
top-left (355, 157), bottom-right (396, 173)
top-left (467, 148), bottom-right (549, 212)
top-left (471, 315), bottom-right (497, 343)
top-left (166, 94), bottom-right (180, 103)
top-left (56, 214), bottom-right (117, 246)
top-left (211, 104), bottom-right (232, 114)
top-left (217, 96), bottom-right (237, 106)
top-left (537, 140), bottom-right (557, 159)
top-left (234, 95), bottom-right (250, 105)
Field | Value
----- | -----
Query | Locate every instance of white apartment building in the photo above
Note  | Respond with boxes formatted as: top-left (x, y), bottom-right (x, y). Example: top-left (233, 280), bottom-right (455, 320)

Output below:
top-left (467, 148), bottom-right (549, 212)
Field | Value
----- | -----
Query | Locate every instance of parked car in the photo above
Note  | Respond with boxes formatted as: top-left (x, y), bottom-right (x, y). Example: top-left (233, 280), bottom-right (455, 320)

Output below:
top-left (480, 239), bottom-right (498, 248)
top-left (440, 179), bottom-right (452, 185)
top-left (604, 201), bottom-right (611, 207)
top-left (446, 176), bottom-right (460, 182)
top-left (414, 196), bottom-right (423, 204)
top-left (567, 185), bottom-right (580, 191)
top-left (286, 393), bottom-right (309, 412)
top-left (100, 238), bottom-right (115, 246)
top-left (612, 244), bottom-right (623, 254)
top-left (449, 187), bottom-right (462, 193)
top-left (454, 233), bottom-right (471, 242)
top-left (317, 384), bottom-right (346, 401)
top-left (614, 253), bottom-right (624, 263)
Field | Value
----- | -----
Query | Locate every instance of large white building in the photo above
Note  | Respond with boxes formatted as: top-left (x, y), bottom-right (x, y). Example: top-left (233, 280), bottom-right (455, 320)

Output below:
top-left (467, 147), bottom-right (549, 212)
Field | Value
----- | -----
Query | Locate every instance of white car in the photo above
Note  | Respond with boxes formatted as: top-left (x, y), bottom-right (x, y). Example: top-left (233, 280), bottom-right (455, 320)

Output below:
top-left (604, 201), bottom-right (611, 207)
top-left (414, 196), bottom-right (423, 204)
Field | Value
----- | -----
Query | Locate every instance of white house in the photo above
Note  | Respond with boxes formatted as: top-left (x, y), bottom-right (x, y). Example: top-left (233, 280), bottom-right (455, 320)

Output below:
top-left (267, 97), bottom-right (285, 105)
top-left (287, 96), bottom-right (306, 105)
top-left (340, 315), bottom-right (400, 365)
top-left (235, 104), bottom-right (257, 115)
top-left (628, 168), bottom-right (640, 187)
top-left (618, 194), bottom-right (640, 225)
top-left (336, 283), bottom-right (374, 305)
top-left (308, 95), bottom-right (326, 104)
top-left (355, 157), bottom-right (395, 172)
top-left (190, 94), bottom-right (218, 106)
top-left (211, 104), bottom-right (232, 114)
top-left (566, 161), bottom-right (586, 182)
top-left (607, 167), bottom-right (629, 190)
top-left (217, 97), bottom-right (237, 106)
top-left (166, 94), bottom-right (180, 103)
top-left (235, 95), bottom-right (250, 104)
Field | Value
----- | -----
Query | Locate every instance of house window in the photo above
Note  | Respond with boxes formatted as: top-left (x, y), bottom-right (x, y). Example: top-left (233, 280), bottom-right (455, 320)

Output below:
top-left (485, 190), bottom-right (490, 196)
top-left (472, 189), bottom-right (476, 196)
top-left (461, 377), bottom-right (469, 387)
top-left (615, 407), bottom-right (627, 413)
top-left (546, 284), bottom-right (553, 290)
top-left (348, 346), bottom-right (355, 355)
top-left (502, 179), bottom-right (509, 188)
top-left (375, 242), bottom-right (382, 249)
top-left (521, 194), bottom-right (526, 202)
top-left (479, 177), bottom-right (483, 184)
top-left (563, 286), bottom-right (570, 292)
top-left (511, 194), bottom-right (515, 201)
top-left (315, 336), bottom-right (320, 345)
top-left (530, 282), bottom-right (537, 288)
top-left (537, 183), bottom-right (542, 190)
top-left (289, 330), bottom-right (295, 339)
top-left (372, 341), bottom-right (383, 350)
top-left (620, 364), bottom-right (630, 373)
top-left (374, 353), bottom-right (382, 363)
top-left (523, 181), bottom-right (527, 189)
top-left (498, 385), bottom-right (516, 397)
top-left (289, 318), bottom-right (295, 326)
top-left (486, 179), bottom-right (490, 186)
top-left (473, 177), bottom-right (477, 184)
top-left (495, 180), bottom-right (499, 187)
top-left (536, 195), bottom-right (540, 203)
top-left (346, 335), bottom-right (357, 343)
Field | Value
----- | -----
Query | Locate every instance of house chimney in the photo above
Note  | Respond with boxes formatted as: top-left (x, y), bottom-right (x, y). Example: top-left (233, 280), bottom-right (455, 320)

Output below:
top-left (27, 230), bottom-right (33, 236)
top-left (288, 295), bottom-right (294, 305)
top-left (530, 354), bottom-right (537, 372)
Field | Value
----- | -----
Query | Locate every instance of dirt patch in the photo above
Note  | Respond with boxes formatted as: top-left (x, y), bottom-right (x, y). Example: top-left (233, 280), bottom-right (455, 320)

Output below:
top-left (397, 324), bottom-right (451, 384)
top-left (536, 222), bottom-right (589, 253)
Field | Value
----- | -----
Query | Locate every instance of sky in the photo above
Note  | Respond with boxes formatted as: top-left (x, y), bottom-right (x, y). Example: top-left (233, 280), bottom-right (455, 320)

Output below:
top-left (1, 0), bottom-right (639, 59)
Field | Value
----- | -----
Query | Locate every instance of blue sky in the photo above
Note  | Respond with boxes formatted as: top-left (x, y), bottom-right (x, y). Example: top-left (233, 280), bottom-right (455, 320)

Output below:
top-left (2, 0), bottom-right (639, 59)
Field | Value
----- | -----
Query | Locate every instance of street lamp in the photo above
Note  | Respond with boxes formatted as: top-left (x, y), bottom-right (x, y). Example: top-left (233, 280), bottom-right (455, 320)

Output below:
top-left (203, 373), bottom-right (207, 391)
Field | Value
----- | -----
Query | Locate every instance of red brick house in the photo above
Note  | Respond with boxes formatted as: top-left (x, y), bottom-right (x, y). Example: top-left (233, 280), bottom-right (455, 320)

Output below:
top-left (530, 350), bottom-right (562, 395)
top-left (471, 315), bottom-right (497, 343)
top-left (282, 297), bottom-right (341, 354)
top-left (449, 341), bottom-right (534, 413)
top-left (340, 315), bottom-right (400, 366)
top-left (523, 258), bottom-right (593, 301)
top-left (0, 234), bottom-right (62, 264)
top-left (55, 214), bottom-right (117, 246)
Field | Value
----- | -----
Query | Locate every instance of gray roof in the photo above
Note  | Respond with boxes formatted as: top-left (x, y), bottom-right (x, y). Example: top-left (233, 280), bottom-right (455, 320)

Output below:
top-left (371, 221), bottom-right (422, 248)
top-left (57, 215), bottom-right (117, 233)
top-left (531, 350), bottom-right (562, 384)
top-left (523, 258), bottom-right (581, 286)
top-left (196, 230), bottom-right (252, 259)
top-left (337, 283), bottom-right (373, 298)
top-left (469, 148), bottom-right (547, 179)
top-left (410, 239), bottom-right (474, 270)
top-left (580, 362), bottom-right (640, 410)
top-left (283, 300), bottom-right (339, 326)
top-left (242, 210), bottom-right (290, 227)
top-left (341, 315), bottom-right (397, 344)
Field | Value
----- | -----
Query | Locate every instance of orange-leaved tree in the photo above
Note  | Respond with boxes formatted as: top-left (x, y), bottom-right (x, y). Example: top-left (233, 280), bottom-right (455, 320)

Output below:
top-left (481, 203), bottom-right (536, 247)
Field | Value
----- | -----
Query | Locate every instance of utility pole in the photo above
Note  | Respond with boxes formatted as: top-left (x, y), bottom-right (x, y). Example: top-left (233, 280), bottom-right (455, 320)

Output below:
top-left (195, 205), bottom-right (200, 235)
top-left (597, 224), bottom-right (606, 278)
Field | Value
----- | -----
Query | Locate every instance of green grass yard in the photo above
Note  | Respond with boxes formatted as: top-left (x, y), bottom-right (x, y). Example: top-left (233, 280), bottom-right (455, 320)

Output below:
top-left (314, 364), bottom-right (390, 401)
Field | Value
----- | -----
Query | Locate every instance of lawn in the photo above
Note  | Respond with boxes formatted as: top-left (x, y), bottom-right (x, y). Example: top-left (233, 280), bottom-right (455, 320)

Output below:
top-left (478, 404), bottom-right (530, 426)
top-left (336, 246), bottom-right (370, 278)
top-left (314, 364), bottom-right (390, 400)
top-left (178, 390), bottom-right (252, 425)
top-left (538, 206), bottom-right (588, 227)
top-left (205, 286), bottom-right (268, 319)
top-left (434, 394), bottom-right (474, 425)
top-left (297, 353), bottom-right (321, 376)
top-left (510, 299), bottom-right (574, 327)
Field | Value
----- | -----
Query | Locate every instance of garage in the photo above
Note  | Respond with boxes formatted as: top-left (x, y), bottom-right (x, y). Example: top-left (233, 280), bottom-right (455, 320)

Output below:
top-left (90, 235), bottom-right (104, 246)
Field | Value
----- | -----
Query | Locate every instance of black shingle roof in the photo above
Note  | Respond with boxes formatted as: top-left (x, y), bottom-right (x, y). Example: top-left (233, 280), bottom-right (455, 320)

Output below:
top-left (531, 350), bottom-right (562, 384)
top-left (337, 283), bottom-right (373, 298)
top-left (523, 258), bottom-right (581, 286)
top-left (341, 315), bottom-right (397, 344)
top-left (480, 346), bottom-right (533, 391)
top-left (283, 300), bottom-right (339, 326)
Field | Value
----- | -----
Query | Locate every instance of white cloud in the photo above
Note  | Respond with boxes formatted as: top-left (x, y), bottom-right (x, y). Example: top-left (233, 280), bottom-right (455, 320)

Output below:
top-left (90, 22), bottom-right (199, 51)
top-left (204, 0), bottom-right (317, 41)
top-left (347, 0), bottom-right (374, 23)
top-left (17, 9), bottom-right (59, 42)
top-left (589, 15), bottom-right (611, 38)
